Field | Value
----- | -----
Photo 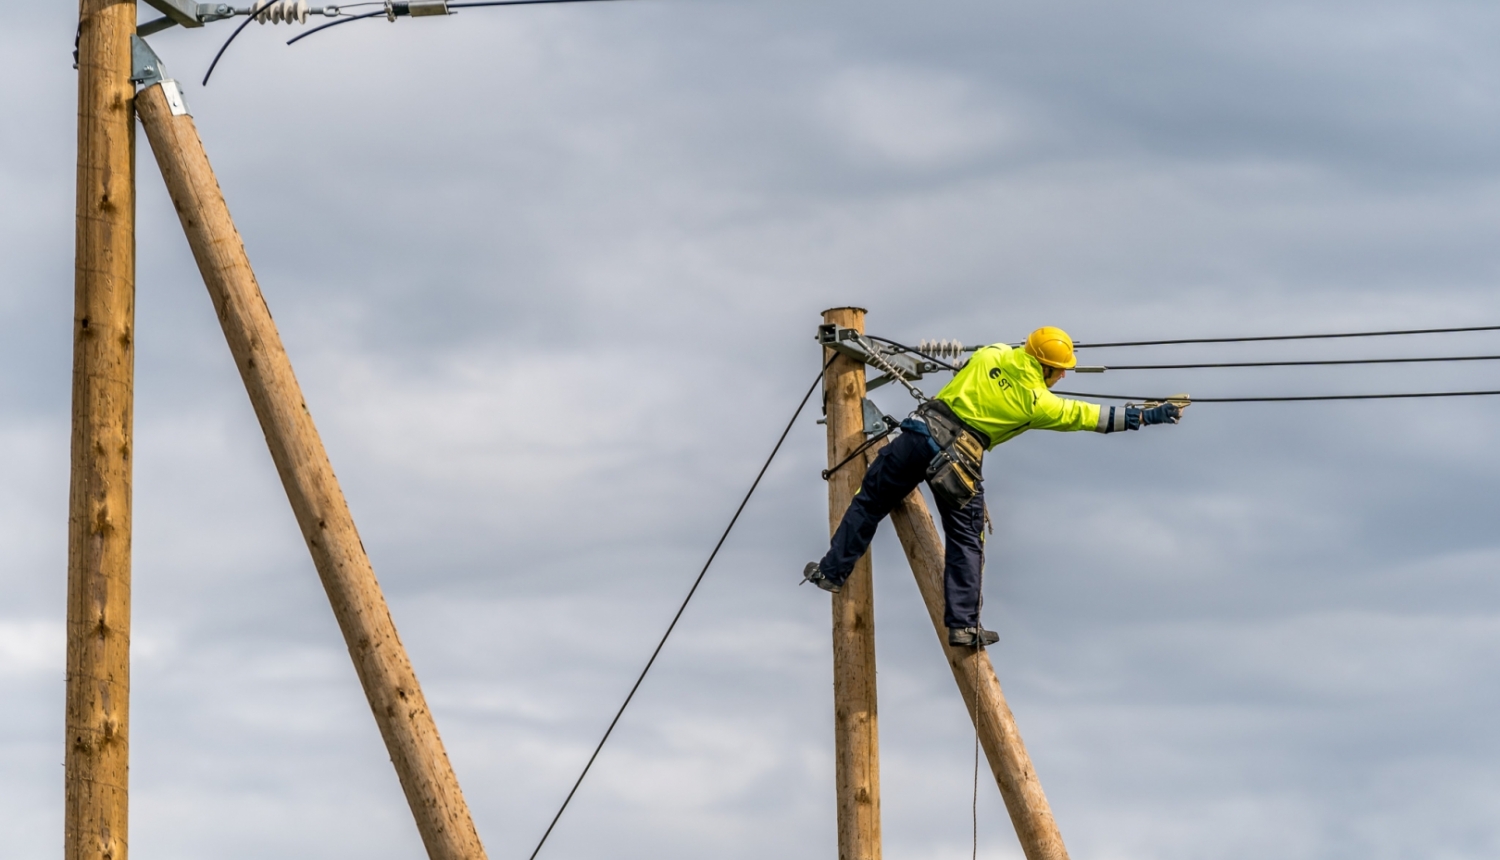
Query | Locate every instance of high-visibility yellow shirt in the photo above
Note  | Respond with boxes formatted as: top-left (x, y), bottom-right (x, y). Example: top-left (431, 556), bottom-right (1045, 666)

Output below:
top-left (935, 343), bottom-right (1101, 449)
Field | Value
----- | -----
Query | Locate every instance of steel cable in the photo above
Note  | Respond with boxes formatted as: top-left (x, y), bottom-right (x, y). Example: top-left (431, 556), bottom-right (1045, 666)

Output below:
top-left (525, 356), bottom-right (833, 860)
top-left (1095, 354), bottom-right (1500, 370)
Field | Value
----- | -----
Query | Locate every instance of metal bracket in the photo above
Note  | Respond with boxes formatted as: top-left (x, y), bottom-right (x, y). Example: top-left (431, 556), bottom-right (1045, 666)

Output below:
top-left (130, 35), bottom-right (168, 86)
top-left (1127, 393), bottom-right (1192, 411)
top-left (816, 324), bottom-right (938, 382)
top-left (130, 36), bottom-right (191, 117)
top-left (138, 2), bottom-right (238, 35)
top-left (141, 0), bottom-right (205, 27)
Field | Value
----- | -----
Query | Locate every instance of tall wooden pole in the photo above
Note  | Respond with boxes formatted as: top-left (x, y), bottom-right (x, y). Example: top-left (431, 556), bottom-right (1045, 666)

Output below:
top-left (136, 82), bottom-right (488, 860)
top-left (888, 490), bottom-right (1069, 860)
top-left (821, 307), bottom-right (882, 860)
top-left (66, 2), bottom-right (136, 859)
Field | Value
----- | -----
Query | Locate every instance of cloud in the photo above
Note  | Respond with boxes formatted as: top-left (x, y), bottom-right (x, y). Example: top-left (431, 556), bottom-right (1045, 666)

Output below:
top-left (4, 0), bottom-right (1500, 858)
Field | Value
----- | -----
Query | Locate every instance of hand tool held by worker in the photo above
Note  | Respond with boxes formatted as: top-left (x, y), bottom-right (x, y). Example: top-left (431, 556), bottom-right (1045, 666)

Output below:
top-left (1138, 402), bottom-right (1181, 425)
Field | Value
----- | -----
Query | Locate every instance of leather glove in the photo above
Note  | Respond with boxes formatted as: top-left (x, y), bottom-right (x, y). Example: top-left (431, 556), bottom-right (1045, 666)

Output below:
top-left (1139, 402), bottom-right (1181, 425)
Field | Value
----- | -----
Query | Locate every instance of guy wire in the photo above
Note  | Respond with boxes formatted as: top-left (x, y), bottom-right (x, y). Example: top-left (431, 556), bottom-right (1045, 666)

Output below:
top-left (525, 356), bottom-right (834, 860)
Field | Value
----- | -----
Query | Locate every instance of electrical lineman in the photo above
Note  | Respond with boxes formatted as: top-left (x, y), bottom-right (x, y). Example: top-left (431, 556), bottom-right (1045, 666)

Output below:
top-left (804, 326), bottom-right (1184, 647)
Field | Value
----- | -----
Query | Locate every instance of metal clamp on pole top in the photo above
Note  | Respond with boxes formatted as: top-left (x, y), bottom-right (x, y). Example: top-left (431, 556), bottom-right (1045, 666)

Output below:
top-left (139, 0), bottom-right (240, 35)
top-left (129, 36), bottom-right (191, 117)
top-left (817, 323), bottom-right (940, 395)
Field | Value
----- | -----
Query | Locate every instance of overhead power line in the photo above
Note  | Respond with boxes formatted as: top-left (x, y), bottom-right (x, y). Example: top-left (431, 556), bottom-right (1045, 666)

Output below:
top-left (1073, 324), bottom-right (1500, 349)
top-left (1097, 354), bottom-right (1500, 370)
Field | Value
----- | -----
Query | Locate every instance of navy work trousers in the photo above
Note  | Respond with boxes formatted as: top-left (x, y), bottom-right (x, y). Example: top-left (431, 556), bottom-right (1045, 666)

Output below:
top-left (818, 423), bottom-right (987, 629)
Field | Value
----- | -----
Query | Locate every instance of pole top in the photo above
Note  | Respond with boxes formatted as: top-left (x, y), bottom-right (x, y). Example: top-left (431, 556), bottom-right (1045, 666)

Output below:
top-left (821, 306), bottom-right (868, 316)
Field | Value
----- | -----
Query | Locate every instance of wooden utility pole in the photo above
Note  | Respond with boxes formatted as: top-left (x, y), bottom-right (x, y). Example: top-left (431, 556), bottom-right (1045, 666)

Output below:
top-left (821, 307), bottom-right (882, 860)
top-left (888, 492), bottom-right (1069, 860)
top-left (66, 2), bottom-right (137, 858)
top-left (136, 79), bottom-right (487, 860)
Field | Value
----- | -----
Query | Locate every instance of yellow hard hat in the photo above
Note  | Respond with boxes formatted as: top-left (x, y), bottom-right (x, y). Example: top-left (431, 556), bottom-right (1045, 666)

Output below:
top-left (1023, 326), bottom-right (1077, 369)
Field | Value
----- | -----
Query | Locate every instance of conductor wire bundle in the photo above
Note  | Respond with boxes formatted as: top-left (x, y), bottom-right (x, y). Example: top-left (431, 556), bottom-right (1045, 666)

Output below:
top-left (876, 323), bottom-right (1500, 403)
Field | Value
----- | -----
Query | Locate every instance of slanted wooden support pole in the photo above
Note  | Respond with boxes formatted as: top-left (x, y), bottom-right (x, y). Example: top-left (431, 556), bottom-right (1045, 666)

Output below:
top-left (136, 82), bottom-right (488, 860)
top-left (888, 491), bottom-right (1069, 860)
top-left (821, 307), bottom-right (882, 860)
top-left (66, 2), bottom-right (137, 858)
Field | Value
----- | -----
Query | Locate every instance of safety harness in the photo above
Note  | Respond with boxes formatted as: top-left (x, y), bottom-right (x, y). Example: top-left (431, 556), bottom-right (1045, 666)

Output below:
top-left (821, 336), bottom-right (992, 511)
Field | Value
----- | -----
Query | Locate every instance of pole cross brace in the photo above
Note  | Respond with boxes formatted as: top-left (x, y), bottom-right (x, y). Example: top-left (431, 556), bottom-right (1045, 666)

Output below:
top-left (130, 36), bottom-right (191, 116)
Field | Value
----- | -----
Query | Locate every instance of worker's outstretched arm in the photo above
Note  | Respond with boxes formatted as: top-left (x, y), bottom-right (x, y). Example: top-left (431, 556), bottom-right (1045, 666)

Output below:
top-left (1095, 402), bottom-right (1181, 433)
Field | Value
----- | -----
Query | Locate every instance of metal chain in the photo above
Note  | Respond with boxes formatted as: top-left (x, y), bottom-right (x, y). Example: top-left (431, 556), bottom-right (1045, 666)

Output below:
top-left (857, 335), bottom-right (929, 403)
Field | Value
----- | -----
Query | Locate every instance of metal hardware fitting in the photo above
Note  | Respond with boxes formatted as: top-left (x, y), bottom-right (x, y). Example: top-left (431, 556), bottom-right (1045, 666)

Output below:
top-left (130, 36), bottom-right (191, 117)
top-left (386, 0), bottom-right (449, 20)
top-left (1126, 393), bottom-right (1192, 411)
top-left (816, 324), bottom-right (939, 392)
top-left (861, 398), bottom-right (895, 439)
top-left (129, 35), bottom-right (168, 86)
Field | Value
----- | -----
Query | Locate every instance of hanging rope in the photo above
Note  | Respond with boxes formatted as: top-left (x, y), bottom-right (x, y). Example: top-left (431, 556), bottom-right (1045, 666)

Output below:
top-left (525, 357), bottom-right (833, 860)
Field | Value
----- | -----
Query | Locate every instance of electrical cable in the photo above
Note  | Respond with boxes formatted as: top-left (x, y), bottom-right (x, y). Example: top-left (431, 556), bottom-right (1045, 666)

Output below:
top-left (1073, 324), bottom-right (1500, 350)
top-left (288, 0), bottom-right (629, 45)
top-left (1055, 389), bottom-right (1500, 402)
top-left (524, 356), bottom-right (834, 860)
top-left (1096, 354), bottom-right (1500, 370)
top-left (203, 0), bottom-right (274, 85)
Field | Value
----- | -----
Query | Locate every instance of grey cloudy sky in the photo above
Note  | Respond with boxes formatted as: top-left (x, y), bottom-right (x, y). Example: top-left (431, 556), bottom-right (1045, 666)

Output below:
top-left (4, 0), bottom-right (1500, 857)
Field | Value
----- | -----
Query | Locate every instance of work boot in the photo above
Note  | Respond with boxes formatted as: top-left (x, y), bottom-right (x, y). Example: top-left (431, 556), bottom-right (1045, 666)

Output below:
top-left (802, 562), bottom-right (841, 594)
top-left (948, 626), bottom-right (999, 648)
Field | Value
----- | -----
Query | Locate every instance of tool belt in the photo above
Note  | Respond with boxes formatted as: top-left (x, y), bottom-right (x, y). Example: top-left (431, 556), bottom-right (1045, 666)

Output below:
top-left (917, 399), bottom-right (989, 510)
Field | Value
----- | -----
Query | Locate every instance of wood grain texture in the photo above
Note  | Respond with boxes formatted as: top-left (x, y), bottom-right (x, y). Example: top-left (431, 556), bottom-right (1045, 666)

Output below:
top-left (888, 488), bottom-right (1070, 860)
top-left (822, 307), bottom-right (882, 860)
top-left (137, 84), bottom-right (487, 860)
top-left (66, 3), bottom-right (136, 858)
